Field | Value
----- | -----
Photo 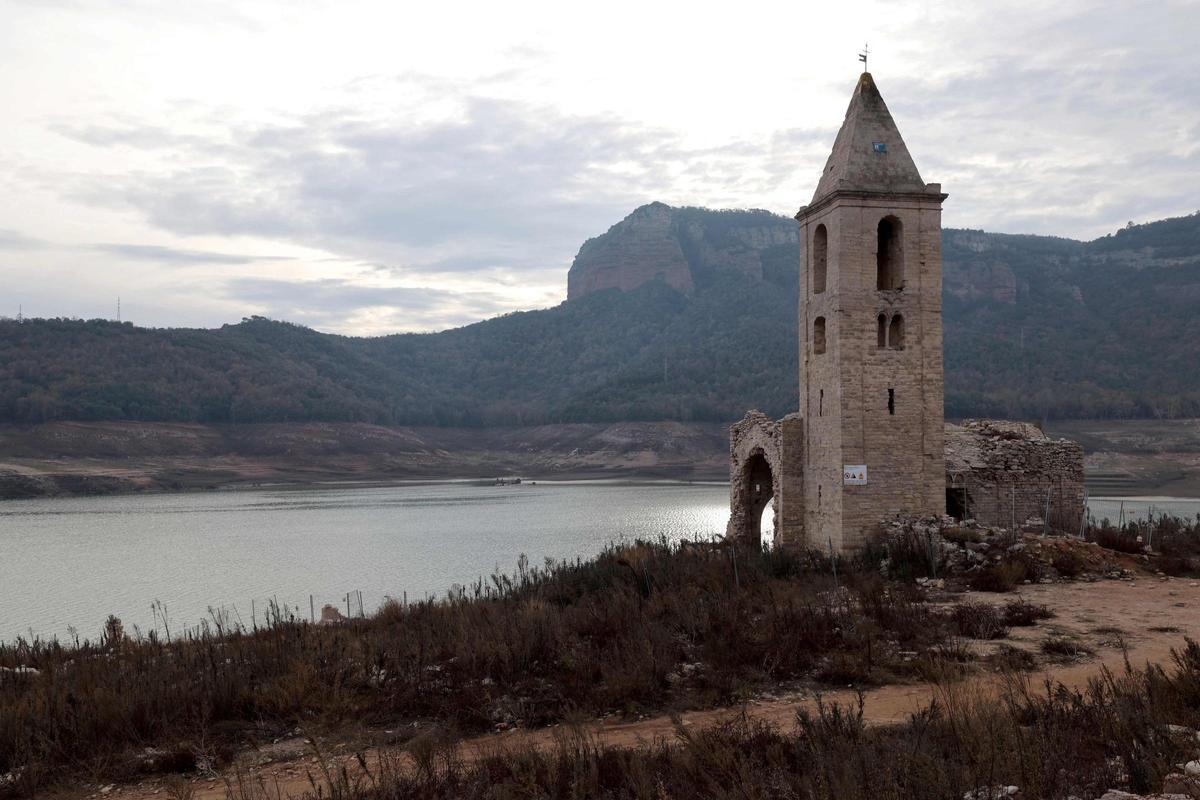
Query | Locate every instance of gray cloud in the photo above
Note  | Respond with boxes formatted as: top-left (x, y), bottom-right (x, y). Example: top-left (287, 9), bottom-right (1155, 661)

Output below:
top-left (885, 0), bottom-right (1200, 237)
top-left (54, 123), bottom-right (228, 153)
top-left (224, 276), bottom-right (515, 331)
top-left (89, 242), bottom-right (292, 265)
top-left (0, 229), bottom-right (47, 250)
top-left (66, 89), bottom-right (686, 278)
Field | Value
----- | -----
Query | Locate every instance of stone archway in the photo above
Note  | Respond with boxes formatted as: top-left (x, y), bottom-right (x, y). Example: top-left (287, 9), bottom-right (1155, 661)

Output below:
top-left (740, 450), bottom-right (776, 546)
top-left (727, 410), bottom-right (797, 550)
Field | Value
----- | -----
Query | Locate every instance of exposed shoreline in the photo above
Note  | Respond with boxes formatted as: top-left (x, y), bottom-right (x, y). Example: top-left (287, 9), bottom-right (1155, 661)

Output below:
top-left (0, 420), bottom-right (731, 501)
top-left (3, 418), bottom-right (1200, 501)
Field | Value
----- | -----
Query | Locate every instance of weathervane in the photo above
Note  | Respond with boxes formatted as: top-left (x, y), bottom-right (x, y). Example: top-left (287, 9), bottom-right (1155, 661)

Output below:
top-left (858, 43), bottom-right (869, 72)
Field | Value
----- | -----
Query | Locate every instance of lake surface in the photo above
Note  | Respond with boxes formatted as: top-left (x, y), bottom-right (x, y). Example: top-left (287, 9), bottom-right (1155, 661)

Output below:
top-left (1087, 496), bottom-right (1200, 525)
top-left (2, 483), bottom-right (1198, 645)
top-left (0, 481), bottom-right (732, 644)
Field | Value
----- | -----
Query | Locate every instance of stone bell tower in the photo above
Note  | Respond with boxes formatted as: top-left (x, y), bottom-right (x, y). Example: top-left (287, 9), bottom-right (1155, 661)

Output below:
top-left (795, 72), bottom-right (947, 551)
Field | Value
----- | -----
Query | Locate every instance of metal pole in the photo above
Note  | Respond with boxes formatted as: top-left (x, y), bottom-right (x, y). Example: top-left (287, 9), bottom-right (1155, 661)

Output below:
top-left (1010, 485), bottom-right (1016, 540)
top-left (828, 535), bottom-right (839, 590)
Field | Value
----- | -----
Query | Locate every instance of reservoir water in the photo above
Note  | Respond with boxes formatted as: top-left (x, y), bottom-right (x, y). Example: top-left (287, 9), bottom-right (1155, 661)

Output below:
top-left (2, 483), bottom-right (1197, 644)
top-left (0, 481), bottom-right (731, 644)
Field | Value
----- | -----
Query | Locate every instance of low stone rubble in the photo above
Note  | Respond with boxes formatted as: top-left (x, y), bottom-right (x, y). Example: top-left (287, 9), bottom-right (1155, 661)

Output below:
top-left (876, 514), bottom-right (1136, 584)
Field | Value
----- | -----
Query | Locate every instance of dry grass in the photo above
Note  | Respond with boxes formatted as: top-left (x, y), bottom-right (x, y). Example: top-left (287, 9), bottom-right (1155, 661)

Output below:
top-left (229, 642), bottom-right (1200, 800)
top-left (0, 540), bottom-right (973, 792)
top-left (1040, 637), bottom-right (1096, 660)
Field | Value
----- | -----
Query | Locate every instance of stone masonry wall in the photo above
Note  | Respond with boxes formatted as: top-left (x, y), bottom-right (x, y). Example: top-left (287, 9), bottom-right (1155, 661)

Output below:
top-left (799, 193), bottom-right (947, 552)
top-left (727, 411), bottom-right (782, 545)
top-left (945, 420), bottom-right (1085, 533)
top-left (729, 416), bottom-right (1085, 549)
top-left (726, 411), bottom-right (805, 548)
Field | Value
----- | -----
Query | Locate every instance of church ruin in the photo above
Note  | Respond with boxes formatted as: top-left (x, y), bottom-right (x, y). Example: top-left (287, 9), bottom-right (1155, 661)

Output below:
top-left (728, 72), bottom-right (1085, 551)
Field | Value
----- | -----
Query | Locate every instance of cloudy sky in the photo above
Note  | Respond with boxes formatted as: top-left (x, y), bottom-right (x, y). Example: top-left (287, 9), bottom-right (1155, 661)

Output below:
top-left (2, 0), bottom-right (1197, 334)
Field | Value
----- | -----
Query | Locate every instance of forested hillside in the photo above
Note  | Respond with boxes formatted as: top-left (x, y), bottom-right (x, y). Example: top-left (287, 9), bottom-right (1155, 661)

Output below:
top-left (2, 206), bottom-right (1198, 425)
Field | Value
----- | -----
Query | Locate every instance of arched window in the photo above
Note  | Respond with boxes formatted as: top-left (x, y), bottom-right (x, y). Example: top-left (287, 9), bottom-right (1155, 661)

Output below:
top-left (812, 224), bottom-right (828, 294)
top-left (876, 216), bottom-right (904, 290)
top-left (813, 316), bottom-right (826, 354)
top-left (877, 314), bottom-right (887, 348)
top-left (888, 314), bottom-right (905, 349)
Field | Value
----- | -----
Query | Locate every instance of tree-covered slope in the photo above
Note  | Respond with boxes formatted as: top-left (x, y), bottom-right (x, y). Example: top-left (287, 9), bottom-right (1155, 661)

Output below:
top-left (3, 207), bottom-right (1198, 425)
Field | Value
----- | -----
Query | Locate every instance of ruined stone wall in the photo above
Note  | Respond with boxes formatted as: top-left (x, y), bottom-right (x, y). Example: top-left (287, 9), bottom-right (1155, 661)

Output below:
top-left (945, 420), bottom-right (1085, 533)
top-left (777, 414), bottom-right (806, 547)
top-left (727, 411), bottom-right (782, 545)
top-left (726, 411), bottom-right (805, 548)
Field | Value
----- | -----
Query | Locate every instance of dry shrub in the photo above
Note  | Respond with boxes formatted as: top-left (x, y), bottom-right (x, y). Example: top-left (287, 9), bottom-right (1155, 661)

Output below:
top-left (967, 557), bottom-right (1034, 593)
top-left (236, 641), bottom-right (1200, 800)
top-left (1002, 599), bottom-right (1054, 627)
top-left (1093, 527), bottom-right (1145, 554)
top-left (860, 525), bottom-right (945, 580)
top-left (951, 601), bottom-right (1008, 639)
top-left (1157, 555), bottom-right (1199, 577)
top-left (1052, 549), bottom-right (1087, 577)
top-left (1041, 637), bottom-right (1095, 659)
top-left (987, 644), bottom-right (1037, 672)
top-left (0, 539), bottom-right (958, 789)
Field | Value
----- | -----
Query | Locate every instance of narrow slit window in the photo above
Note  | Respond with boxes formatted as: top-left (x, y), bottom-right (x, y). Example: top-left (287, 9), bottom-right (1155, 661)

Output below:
top-left (877, 314), bottom-right (887, 348)
top-left (888, 388), bottom-right (895, 415)
top-left (818, 389), bottom-right (823, 417)
top-left (812, 224), bottom-right (828, 294)
top-left (813, 316), bottom-right (826, 354)
top-left (888, 314), bottom-right (905, 349)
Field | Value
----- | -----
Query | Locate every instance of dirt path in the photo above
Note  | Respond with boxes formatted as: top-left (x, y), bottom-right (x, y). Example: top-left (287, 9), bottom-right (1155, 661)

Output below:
top-left (89, 576), bottom-right (1200, 800)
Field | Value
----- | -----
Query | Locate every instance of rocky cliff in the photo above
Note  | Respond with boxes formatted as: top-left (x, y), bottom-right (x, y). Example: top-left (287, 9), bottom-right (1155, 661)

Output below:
top-left (566, 203), bottom-right (1052, 307)
top-left (567, 203), bottom-right (800, 299)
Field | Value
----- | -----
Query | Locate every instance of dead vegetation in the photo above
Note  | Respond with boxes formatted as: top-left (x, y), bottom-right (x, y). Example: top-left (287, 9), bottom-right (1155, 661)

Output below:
top-left (0, 539), bottom-right (1023, 794)
top-left (228, 643), bottom-right (1200, 800)
top-left (5, 512), bottom-right (1198, 796)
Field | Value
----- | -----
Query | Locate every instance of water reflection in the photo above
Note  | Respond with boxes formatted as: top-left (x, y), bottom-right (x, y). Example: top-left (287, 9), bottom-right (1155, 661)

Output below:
top-left (0, 482), bottom-right (731, 643)
top-left (2, 484), bottom-right (1195, 644)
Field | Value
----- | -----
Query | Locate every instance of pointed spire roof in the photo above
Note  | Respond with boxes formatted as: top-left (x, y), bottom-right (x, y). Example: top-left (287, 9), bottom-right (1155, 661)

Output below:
top-left (810, 72), bottom-right (927, 205)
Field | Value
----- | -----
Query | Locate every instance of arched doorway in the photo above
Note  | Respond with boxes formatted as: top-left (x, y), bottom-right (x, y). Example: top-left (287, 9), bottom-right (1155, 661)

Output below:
top-left (740, 451), bottom-right (775, 547)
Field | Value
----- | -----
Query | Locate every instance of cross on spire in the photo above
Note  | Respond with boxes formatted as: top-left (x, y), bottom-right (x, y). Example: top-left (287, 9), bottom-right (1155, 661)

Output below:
top-left (858, 43), bottom-right (869, 72)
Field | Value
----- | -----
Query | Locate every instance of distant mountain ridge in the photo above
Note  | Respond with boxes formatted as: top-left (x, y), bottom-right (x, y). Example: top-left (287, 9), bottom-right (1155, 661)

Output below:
top-left (3, 205), bottom-right (1199, 426)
